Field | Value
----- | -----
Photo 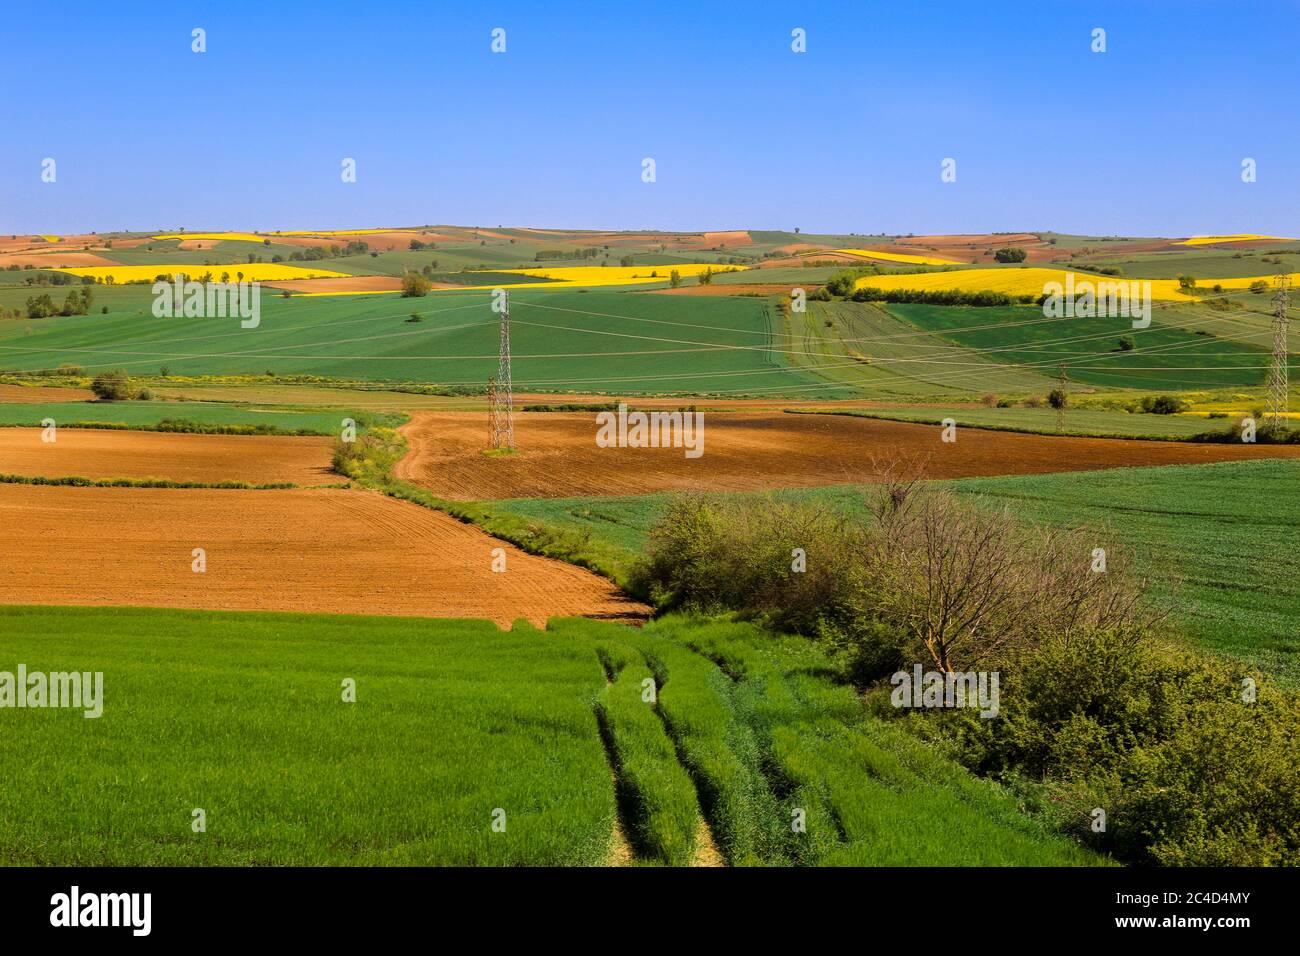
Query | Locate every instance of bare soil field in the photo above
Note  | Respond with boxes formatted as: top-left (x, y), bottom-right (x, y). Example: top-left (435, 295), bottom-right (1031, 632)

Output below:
top-left (0, 428), bottom-right (335, 485)
top-left (757, 252), bottom-right (864, 268)
top-left (263, 276), bottom-right (405, 294)
top-left (0, 384), bottom-right (95, 403)
top-left (396, 410), bottom-right (1300, 500)
top-left (0, 251), bottom-right (117, 268)
top-left (0, 485), bottom-right (645, 626)
top-left (0, 234), bottom-right (101, 253)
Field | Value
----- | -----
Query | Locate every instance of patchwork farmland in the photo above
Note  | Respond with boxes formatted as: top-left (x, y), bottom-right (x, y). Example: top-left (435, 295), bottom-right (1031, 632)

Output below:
top-left (3, 223), bottom-right (1298, 875)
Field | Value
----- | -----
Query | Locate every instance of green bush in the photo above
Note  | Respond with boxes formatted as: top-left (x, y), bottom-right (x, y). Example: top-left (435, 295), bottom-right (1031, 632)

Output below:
top-left (1139, 394), bottom-right (1188, 414)
top-left (855, 286), bottom-right (1015, 307)
top-left (944, 628), bottom-right (1300, 865)
top-left (632, 488), bottom-right (1300, 866)
top-left (332, 427), bottom-right (403, 483)
top-left (400, 271), bottom-right (430, 297)
top-left (90, 369), bottom-right (132, 401)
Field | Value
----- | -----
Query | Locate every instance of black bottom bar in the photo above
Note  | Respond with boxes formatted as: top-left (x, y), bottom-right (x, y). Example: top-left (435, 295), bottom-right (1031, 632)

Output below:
top-left (0, 866), bottom-right (1285, 942)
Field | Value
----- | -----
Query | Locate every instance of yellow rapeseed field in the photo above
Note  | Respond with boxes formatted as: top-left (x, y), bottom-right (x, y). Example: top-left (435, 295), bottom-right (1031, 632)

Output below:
top-left (853, 267), bottom-right (1300, 301)
top-left (151, 232), bottom-right (270, 243)
top-left (435, 263), bottom-right (746, 292)
top-left (834, 248), bottom-right (963, 265)
top-left (55, 264), bottom-right (352, 283)
top-left (1175, 234), bottom-right (1294, 246)
top-left (274, 229), bottom-right (417, 236)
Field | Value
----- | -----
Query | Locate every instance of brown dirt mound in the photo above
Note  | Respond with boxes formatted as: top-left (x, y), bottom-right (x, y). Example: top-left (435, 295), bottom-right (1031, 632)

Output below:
top-left (395, 411), bottom-right (1300, 500)
top-left (0, 485), bottom-right (646, 627)
top-left (0, 428), bottom-right (335, 485)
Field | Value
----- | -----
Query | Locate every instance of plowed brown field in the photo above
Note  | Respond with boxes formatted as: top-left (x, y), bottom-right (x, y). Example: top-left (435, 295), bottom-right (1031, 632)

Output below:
top-left (0, 384), bottom-right (95, 403)
top-left (396, 411), bottom-right (1300, 500)
top-left (0, 428), bottom-right (335, 484)
top-left (0, 485), bottom-right (646, 626)
top-left (263, 276), bottom-right (405, 294)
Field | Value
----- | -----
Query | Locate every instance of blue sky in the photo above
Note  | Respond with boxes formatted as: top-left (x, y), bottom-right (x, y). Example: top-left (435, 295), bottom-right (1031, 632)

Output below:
top-left (2, 1), bottom-right (1296, 237)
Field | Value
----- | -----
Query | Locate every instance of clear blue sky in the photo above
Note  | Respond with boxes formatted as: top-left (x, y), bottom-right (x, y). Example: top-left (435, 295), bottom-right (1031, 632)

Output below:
top-left (2, 1), bottom-right (1296, 237)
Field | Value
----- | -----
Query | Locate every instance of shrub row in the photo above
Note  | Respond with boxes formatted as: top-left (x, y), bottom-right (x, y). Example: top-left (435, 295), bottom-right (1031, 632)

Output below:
top-left (631, 487), bottom-right (1300, 865)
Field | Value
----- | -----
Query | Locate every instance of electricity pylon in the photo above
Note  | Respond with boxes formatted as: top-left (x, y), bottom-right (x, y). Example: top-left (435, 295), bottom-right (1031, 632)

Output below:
top-left (490, 291), bottom-right (514, 450)
top-left (1056, 363), bottom-right (1068, 433)
top-left (1267, 274), bottom-right (1291, 430)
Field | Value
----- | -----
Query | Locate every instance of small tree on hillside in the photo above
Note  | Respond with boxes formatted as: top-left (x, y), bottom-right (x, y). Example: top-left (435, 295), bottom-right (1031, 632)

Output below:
top-left (401, 271), bottom-right (430, 297)
top-left (994, 247), bottom-right (1028, 263)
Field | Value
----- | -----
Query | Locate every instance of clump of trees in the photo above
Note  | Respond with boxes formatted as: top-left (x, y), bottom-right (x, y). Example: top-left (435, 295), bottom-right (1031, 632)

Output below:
top-left (535, 247), bottom-right (597, 261)
top-left (400, 271), bottom-right (430, 297)
top-left (90, 369), bottom-right (149, 401)
top-left (994, 247), bottom-right (1027, 263)
top-left (1134, 394), bottom-right (1188, 414)
top-left (287, 241), bottom-right (368, 262)
top-left (26, 287), bottom-right (94, 318)
top-left (855, 286), bottom-right (1033, 307)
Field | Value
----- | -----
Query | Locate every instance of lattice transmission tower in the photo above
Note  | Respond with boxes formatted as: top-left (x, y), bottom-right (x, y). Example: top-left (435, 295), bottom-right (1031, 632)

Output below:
top-left (1267, 273), bottom-right (1291, 430)
top-left (1056, 363), bottom-right (1068, 433)
top-left (489, 291), bottom-right (514, 450)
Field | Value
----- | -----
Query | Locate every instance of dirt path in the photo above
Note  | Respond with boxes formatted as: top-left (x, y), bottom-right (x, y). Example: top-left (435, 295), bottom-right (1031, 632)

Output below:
top-left (0, 428), bottom-right (336, 485)
top-left (692, 820), bottom-right (725, 867)
top-left (0, 485), bottom-right (648, 626)
top-left (396, 410), bottom-right (1300, 500)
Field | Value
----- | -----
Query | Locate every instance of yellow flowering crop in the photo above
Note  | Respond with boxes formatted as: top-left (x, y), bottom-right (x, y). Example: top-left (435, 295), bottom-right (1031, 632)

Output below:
top-left (853, 267), bottom-right (1300, 301)
top-left (834, 248), bottom-right (962, 265)
top-left (436, 263), bottom-right (746, 291)
top-left (1175, 235), bottom-right (1294, 246)
top-left (151, 232), bottom-right (271, 243)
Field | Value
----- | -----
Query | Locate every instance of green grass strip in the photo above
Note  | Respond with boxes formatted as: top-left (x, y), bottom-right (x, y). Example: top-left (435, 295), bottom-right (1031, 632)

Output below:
top-left (591, 639), bottom-right (700, 865)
